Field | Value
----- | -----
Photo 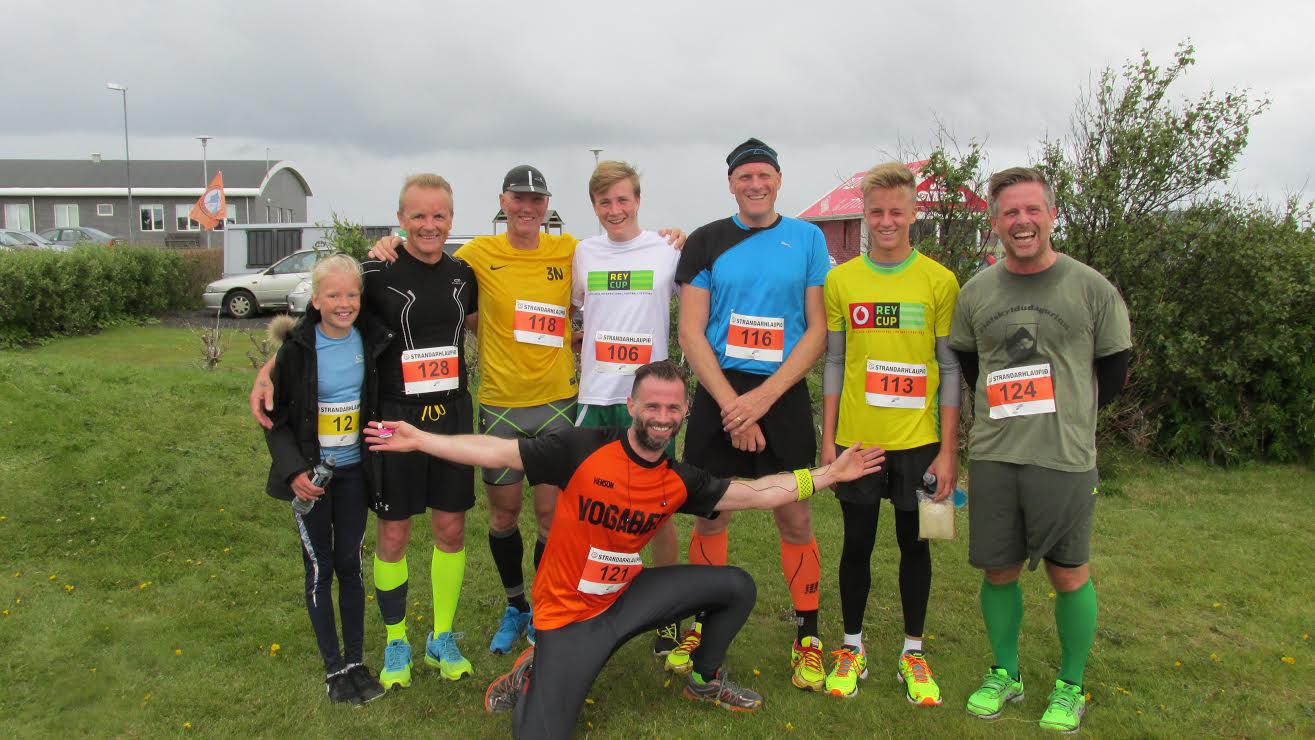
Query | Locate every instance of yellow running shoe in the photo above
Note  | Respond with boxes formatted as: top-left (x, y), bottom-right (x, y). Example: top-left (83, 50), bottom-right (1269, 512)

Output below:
top-left (825, 645), bottom-right (868, 698)
top-left (664, 622), bottom-right (702, 674)
top-left (791, 636), bottom-right (825, 691)
top-left (898, 650), bottom-right (942, 706)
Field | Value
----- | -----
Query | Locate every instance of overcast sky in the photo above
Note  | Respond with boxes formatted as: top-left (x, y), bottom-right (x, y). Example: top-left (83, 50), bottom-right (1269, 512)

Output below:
top-left (5, 1), bottom-right (1311, 235)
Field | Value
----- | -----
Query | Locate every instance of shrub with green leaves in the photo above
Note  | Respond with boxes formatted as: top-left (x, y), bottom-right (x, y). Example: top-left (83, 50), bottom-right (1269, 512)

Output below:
top-left (0, 245), bottom-right (194, 346)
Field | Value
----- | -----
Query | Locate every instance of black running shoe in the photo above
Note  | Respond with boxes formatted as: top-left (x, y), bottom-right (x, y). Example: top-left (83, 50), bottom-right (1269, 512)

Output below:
top-left (346, 663), bottom-right (386, 704)
top-left (326, 670), bottom-right (361, 705)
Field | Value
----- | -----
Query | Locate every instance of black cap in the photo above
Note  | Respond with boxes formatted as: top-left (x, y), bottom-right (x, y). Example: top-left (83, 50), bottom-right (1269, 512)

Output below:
top-left (502, 165), bottom-right (552, 196)
top-left (726, 138), bottom-right (780, 175)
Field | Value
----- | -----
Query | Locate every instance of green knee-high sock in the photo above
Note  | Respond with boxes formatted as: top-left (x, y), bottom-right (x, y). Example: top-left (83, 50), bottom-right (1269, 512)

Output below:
top-left (431, 547), bottom-right (465, 636)
top-left (1055, 580), bottom-right (1097, 687)
top-left (980, 579), bottom-right (1024, 679)
top-left (374, 555), bottom-right (409, 642)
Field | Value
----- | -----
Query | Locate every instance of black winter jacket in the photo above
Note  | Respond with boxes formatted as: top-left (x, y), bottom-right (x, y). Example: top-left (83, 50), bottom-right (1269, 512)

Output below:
top-left (263, 306), bottom-right (393, 502)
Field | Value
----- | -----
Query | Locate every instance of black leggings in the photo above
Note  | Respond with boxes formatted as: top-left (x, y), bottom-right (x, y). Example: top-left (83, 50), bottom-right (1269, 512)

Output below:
top-left (293, 463), bottom-right (368, 675)
top-left (514, 565), bottom-right (756, 740)
top-left (838, 501), bottom-right (931, 638)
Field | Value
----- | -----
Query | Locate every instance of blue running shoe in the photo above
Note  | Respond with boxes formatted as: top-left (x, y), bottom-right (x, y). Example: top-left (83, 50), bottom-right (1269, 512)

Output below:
top-left (489, 605), bottom-right (531, 655)
top-left (425, 631), bottom-right (473, 680)
top-left (380, 639), bottom-right (412, 689)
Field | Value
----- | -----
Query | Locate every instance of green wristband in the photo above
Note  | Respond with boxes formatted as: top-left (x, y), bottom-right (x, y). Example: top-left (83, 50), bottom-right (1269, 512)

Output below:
top-left (793, 469), bottom-right (815, 502)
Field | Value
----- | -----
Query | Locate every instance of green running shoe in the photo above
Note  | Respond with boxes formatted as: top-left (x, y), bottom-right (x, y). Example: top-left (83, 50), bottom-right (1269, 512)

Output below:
top-left (824, 645), bottom-right (868, 698)
top-left (898, 650), bottom-right (942, 706)
top-left (425, 631), bottom-right (473, 681)
top-left (965, 666), bottom-right (1024, 719)
top-left (1039, 680), bottom-right (1086, 733)
top-left (664, 623), bottom-right (702, 674)
top-left (380, 639), bottom-right (413, 690)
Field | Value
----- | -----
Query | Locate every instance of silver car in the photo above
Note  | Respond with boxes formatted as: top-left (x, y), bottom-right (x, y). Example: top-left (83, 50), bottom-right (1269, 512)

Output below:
top-left (203, 249), bottom-right (331, 318)
top-left (0, 229), bottom-right (67, 251)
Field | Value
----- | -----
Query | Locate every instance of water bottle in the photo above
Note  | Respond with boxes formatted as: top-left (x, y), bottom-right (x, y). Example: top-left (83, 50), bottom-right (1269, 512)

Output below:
top-left (915, 472), bottom-right (937, 503)
top-left (953, 487), bottom-right (968, 508)
top-left (292, 456), bottom-right (336, 514)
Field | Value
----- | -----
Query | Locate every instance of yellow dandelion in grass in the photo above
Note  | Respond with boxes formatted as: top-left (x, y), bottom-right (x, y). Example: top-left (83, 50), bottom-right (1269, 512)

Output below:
top-left (183, 722), bottom-right (193, 730)
top-left (926, 633), bottom-right (936, 641)
top-left (175, 649), bottom-right (183, 657)
top-left (1115, 686), bottom-right (1130, 695)
top-left (1211, 602), bottom-right (1221, 609)
top-left (367, 594), bottom-right (374, 602)
top-left (1085, 692), bottom-right (1092, 702)
top-left (64, 584), bottom-right (75, 593)
top-left (12, 571), bottom-right (20, 578)
top-left (0, 515), bottom-right (7, 522)
top-left (270, 643), bottom-right (281, 657)
top-left (752, 668), bottom-right (761, 677)
top-left (2, 609), bottom-right (9, 617)
top-left (1136, 709), bottom-right (1143, 716)
top-left (89, 667), bottom-right (96, 673)
top-left (585, 698), bottom-right (595, 705)
top-left (139, 581), bottom-right (152, 589)
top-left (1304, 633), bottom-right (1309, 641)
top-left (1160, 704), bottom-right (1166, 711)
top-left (218, 507), bottom-right (225, 513)
top-left (185, 559), bottom-right (193, 565)
top-left (663, 678), bottom-right (671, 688)
top-left (223, 548), bottom-right (231, 554)
top-left (1210, 653), bottom-right (1219, 662)
top-left (14, 597), bottom-right (20, 605)
top-left (48, 575), bottom-right (57, 581)
top-left (1048, 591), bottom-right (1056, 599)
top-left (586, 722), bottom-right (593, 730)
top-left (1174, 661), bottom-right (1182, 668)
top-left (785, 722), bottom-right (794, 732)
top-left (1280, 656), bottom-right (1296, 665)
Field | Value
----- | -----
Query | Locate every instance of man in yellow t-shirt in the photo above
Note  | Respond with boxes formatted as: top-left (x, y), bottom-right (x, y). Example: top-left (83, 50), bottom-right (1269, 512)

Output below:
top-left (819, 162), bottom-right (961, 704)
top-left (454, 166), bottom-right (580, 654)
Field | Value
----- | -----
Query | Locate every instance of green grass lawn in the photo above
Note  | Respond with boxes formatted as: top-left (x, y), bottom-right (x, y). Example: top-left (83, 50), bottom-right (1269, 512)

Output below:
top-left (2, 326), bottom-right (1312, 737)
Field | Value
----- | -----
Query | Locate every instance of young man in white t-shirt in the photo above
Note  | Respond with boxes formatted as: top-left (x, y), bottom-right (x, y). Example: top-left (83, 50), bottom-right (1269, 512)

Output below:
top-left (571, 160), bottom-right (683, 656)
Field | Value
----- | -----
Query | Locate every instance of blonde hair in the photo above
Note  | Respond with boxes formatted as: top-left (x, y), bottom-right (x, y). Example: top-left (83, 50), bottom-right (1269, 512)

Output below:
top-left (588, 160), bottom-right (641, 203)
top-left (860, 161), bottom-right (916, 200)
top-left (987, 167), bottom-right (1054, 216)
top-left (311, 253), bottom-right (362, 295)
top-left (398, 173), bottom-right (454, 212)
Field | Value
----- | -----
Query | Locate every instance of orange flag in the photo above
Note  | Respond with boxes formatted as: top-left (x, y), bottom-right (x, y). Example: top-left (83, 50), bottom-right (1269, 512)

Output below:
top-left (190, 171), bottom-right (227, 230)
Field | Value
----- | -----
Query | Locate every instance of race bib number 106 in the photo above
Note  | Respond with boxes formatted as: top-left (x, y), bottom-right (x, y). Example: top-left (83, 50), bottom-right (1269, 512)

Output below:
top-left (986, 363), bottom-right (1057, 419)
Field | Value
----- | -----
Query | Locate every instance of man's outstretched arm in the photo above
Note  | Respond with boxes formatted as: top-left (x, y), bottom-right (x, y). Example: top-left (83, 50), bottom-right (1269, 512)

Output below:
top-left (364, 421), bottom-right (523, 471)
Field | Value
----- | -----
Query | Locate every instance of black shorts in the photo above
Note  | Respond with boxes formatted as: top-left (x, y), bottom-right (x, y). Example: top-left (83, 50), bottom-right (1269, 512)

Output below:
top-left (684, 370), bottom-right (816, 478)
top-left (833, 442), bottom-right (939, 512)
top-left (372, 394), bottom-right (475, 520)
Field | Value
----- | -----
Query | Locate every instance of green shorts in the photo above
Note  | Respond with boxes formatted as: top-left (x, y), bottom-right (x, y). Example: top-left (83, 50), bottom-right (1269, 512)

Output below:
top-left (479, 398), bottom-right (578, 486)
top-left (967, 460), bottom-right (1098, 571)
top-left (575, 403), bottom-right (677, 457)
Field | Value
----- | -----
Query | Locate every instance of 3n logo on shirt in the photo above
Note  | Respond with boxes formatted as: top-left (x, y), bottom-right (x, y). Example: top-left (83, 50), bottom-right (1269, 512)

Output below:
top-left (587, 270), bottom-right (655, 292)
top-left (546, 266), bottom-right (564, 281)
top-left (849, 302), bottom-right (928, 330)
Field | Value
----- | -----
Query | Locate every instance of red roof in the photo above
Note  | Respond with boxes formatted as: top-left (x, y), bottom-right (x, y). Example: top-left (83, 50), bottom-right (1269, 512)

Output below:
top-left (797, 160), bottom-right (986, 220)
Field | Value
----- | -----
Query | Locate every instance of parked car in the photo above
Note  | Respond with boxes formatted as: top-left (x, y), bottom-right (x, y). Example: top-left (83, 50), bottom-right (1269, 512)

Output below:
top-left (0, 229), bottom-right (66, 251)
top-left (203, 249), bottom-right (331, 319)
top-left (38, 226), bottom-right (123, 247)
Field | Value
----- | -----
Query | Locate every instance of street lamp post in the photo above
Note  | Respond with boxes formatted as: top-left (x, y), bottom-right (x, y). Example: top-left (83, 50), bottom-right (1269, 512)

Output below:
top-left (196, 135), bottom-right (212, 247)
top-left (106, 83), bottom-right (133, 243)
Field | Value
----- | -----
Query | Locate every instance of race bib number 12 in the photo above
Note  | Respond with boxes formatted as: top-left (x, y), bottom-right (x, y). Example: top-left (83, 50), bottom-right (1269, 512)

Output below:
top-left (513, 300), bottom-right (567, 347)
top-left (577, 547), bottom-right (642, 595)
top-left (401, 346), bottom-right (459, 395)
top-left (318, 400), bottom-right (361, 447)
top-left (593, 331), bottom-right (653, 374)
top-left (865, 360), bottom-right (928, 409)
top-left (986, 363), bottom-right (1057, 419)
top-left (726, 312), bottom-right (784, 363)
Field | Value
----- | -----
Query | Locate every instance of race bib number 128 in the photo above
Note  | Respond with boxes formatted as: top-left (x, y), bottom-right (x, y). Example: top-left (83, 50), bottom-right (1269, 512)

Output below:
top-left (986, 363), bottom-right (1057, 419)
top-left (401, 346), bottom-right (459, 395)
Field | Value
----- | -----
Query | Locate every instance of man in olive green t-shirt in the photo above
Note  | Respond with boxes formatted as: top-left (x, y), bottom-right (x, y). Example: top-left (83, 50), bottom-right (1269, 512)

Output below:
top-left (948, 167), bottom-right (1131, 733)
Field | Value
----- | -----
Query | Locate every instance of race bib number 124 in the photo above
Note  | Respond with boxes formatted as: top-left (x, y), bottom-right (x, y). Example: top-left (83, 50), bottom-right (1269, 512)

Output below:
top-left (986, 363), bottom-right (1057, 419)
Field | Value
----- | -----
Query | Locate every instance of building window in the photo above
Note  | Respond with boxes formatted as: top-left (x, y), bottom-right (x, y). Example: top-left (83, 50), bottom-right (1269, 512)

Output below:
top-left (55, 204), bottom-right (80, 228)
top-left (140, 205), bottom-right (165, 232)
top-left (175, 204), bottom-right (201, 231)
top-left (96, 203), bottom-right (113, 217)
top-left (3, 204), bottom-right (32, 230)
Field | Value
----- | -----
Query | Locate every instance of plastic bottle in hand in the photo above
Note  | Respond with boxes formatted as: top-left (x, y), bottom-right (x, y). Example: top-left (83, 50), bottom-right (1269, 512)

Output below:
top-left (292, 456), bottom-right (336, 515)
